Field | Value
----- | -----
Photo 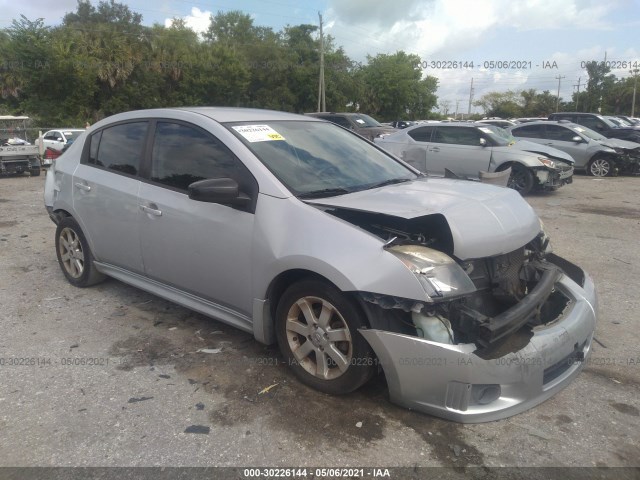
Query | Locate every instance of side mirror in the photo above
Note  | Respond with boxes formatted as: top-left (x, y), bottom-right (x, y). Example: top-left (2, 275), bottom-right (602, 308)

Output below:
top-left (479, 138), bottom-right (487, 146)
top-left (188, 178), bottom-right (250, 207)
top-left (56, 137), bottom-right (63, 142)
top-left (572, 136), bottom-right (583, 143)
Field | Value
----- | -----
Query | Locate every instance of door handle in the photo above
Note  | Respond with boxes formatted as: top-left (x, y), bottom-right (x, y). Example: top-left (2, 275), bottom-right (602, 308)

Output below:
top-left (140, 204), bottom-right (162, 217)
top-left (430, 147), bottom-right (440, 152)
top-left (74, 182), bottom-right (91, 192)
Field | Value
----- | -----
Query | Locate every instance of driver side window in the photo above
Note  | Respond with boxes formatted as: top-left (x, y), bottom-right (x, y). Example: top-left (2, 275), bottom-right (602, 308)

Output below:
top-left (150, 122), bottom-right (251, 192)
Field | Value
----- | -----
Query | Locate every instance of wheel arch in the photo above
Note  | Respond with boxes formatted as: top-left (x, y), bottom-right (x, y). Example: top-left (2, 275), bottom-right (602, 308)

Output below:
top-left (254, 268), bottom-right (371, 345)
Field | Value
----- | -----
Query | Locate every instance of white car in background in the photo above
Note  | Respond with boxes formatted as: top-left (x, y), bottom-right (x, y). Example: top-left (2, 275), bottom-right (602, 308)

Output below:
top-left (36, 129), bottom-right (85, 166)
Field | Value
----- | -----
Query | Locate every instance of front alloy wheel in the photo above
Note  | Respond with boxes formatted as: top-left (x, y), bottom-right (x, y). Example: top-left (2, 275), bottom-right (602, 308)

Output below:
top-left (276, 279), bottom-right (376, 394)
top-left (285, 296), bottom-right (353, 381)
top-left (588, 157), bottom-right (613, 177)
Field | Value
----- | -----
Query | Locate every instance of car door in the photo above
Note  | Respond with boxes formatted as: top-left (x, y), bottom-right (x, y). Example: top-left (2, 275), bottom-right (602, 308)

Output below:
top-left (541, 124), bottom-right (588, 168)
top-left (427, 126), bottom-right (491, 178)
top-left (138, 120), bottom-right (257, 316)
top-left (400, 126), bottom-right (434, 172)
top-left (72, 121), bottom-right (147, 273)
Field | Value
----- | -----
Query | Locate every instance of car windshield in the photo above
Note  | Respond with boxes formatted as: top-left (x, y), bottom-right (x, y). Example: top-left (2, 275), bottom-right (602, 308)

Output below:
top-left (610, 117), bottom-right (631, 126)
top-left (351, 114), bottom-right (383, 128)
top-left (63, 130), bottom-right (83, 140)
top-left (476, 125), bottom-right (512, 146)
top-left (226, 121), bottom-right (416, 197)
top-left (572, 125), bottom-right (607, 141)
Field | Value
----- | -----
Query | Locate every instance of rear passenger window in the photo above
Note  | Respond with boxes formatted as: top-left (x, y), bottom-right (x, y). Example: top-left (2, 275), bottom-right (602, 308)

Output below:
top-left (577, 117), bottom-right (605, 131)
top-left (407, 127), bottom-right (434, 142)
top-left (93, 122), bottom-right (147, 175)
top-left (512, 125), bottom-right (543, 138)
top-left (545, 125), bottom-right (577, 142)
top-left (150, 122), bottom-right (247, 191)
top-left (88, 131), bottom-right (102, 165)
top-left (433, 127), bottom-right (481, 146)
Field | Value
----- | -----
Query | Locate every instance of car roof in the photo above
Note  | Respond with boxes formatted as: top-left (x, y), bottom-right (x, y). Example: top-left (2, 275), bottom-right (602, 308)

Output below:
top-left (510, 120), bottom-right (581, 129)
top-left (305, 112), bottom-right (363, 117)
top-left (176, 107), bottom-right (316, 122)
top-left (48, 128), bottom-right (85, 132)
top-left (96, 107), bottom-right (320, 125)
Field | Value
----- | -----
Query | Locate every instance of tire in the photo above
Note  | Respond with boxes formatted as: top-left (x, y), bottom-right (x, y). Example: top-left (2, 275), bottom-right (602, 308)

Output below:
top-left (275, 279), bottom-right (376, 395)
top-left (30, 168), bottom-right (41, 177)
top-left (587, 156), bottom-right (614, 177)
top-left (507, 164), bottom-right (534, 195)
top-left (55, 217), bottom-right (106, 287)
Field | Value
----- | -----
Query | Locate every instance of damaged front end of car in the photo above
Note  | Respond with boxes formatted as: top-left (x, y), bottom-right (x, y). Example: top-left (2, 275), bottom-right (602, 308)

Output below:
top-left (337, 211), bottom-right (596, 423)
top-left (612, 147), bottom-right (640, 175)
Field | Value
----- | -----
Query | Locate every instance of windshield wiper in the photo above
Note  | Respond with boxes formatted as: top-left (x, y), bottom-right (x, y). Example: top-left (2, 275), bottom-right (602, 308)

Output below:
top-left (297, 188), bottom-right (351, 199)
top-left (365, 178), bottom-right (413, 189)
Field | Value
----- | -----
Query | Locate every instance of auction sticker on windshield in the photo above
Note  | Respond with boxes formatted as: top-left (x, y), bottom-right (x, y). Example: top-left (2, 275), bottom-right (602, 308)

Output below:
top-left (232, 125), bottom-right (285, 142)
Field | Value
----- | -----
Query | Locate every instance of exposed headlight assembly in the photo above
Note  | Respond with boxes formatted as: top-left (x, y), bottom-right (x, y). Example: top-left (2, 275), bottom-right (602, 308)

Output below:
top-left (387, 245), bottom-right (476, 301)
top-left (538, 157), bottom-right (556, 168)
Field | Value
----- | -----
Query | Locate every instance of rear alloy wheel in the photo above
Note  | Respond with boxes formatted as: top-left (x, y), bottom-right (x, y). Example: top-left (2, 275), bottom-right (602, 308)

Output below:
top-left (276, 279), bottom-right (376, 395)
top-left (587, 156), bottom-right (613, 177)
top-left (507, 164), bottom-right (534, 195)
top-left (55, 217), bottom-right (106, 287)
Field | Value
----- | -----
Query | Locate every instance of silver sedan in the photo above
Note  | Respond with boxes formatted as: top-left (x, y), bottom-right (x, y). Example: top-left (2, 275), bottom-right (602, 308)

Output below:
top-left (44, 108), bottom-right (597, 422)
top-left (375, 122), bottom-right (574, 194)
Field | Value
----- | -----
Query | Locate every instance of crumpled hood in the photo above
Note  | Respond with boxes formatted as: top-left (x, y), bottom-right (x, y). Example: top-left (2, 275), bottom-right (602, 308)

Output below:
top-left (306, 177), bottom-right (541, 260)
top-left (513, 140), bottom-right (575, 164)
top-left (599, 138), bottom-right (640, 151)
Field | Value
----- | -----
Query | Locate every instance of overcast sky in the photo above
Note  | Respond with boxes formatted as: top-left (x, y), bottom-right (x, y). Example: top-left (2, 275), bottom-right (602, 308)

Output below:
top-left (1, 0), bottom-right (638, 113)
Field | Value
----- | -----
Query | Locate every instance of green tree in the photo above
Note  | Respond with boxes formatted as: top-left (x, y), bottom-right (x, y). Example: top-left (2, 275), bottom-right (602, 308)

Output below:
top-left (473, 90), bottom-right (522, 118)
top-left (358, 52), bottom-right (438, 120)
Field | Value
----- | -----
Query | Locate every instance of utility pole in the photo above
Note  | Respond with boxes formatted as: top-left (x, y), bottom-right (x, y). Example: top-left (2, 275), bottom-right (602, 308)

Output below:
top-left (630, 68), bottom-right (639, 117)
top-left (555, 75), bottom-right (565, 112)
top-left (467, 77), bottom-right (474, 116)
top-left (317, 12), bottom-right (326, 112)
top-left (598, 51), bottom-right (606, 113)
top-left (455, 99), bottom-right (460, 119)
top-left (573, 77), bottom-right (583, 111)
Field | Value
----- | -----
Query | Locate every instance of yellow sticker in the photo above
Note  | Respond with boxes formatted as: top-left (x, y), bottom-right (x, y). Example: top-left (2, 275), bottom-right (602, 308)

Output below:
top-left (233, 125), bottom-right (286, 142)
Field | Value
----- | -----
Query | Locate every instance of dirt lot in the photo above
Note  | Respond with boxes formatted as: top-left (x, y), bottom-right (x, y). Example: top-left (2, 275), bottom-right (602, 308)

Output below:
top-left (0, 172), bottom-right (639, 470)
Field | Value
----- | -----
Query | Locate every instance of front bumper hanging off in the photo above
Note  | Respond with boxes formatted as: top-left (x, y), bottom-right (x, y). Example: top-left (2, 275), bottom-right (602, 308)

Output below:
top-left (359, 257), bottom-right (597, 423)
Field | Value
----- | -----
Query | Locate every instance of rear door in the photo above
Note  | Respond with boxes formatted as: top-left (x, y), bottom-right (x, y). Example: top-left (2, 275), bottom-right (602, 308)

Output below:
top-left (138, 120), bottom-right (257, 316)
top-left (72, 121), bottom-right (147, 273)
top-left (400, 126), bottom-right (434, 172)
top-left (427, 126), bottom-right (491, 178)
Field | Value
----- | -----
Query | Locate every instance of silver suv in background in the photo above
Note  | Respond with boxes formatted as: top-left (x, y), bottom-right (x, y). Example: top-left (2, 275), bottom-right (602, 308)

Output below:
top-left (508, 121), bottom-right (640, 176)
top-left (375, 122), bottom-right (573, 194)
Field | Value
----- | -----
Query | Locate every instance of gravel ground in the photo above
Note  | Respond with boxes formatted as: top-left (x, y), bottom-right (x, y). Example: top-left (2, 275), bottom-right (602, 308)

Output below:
top-left (0, 172), bottom-right (638, 470)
